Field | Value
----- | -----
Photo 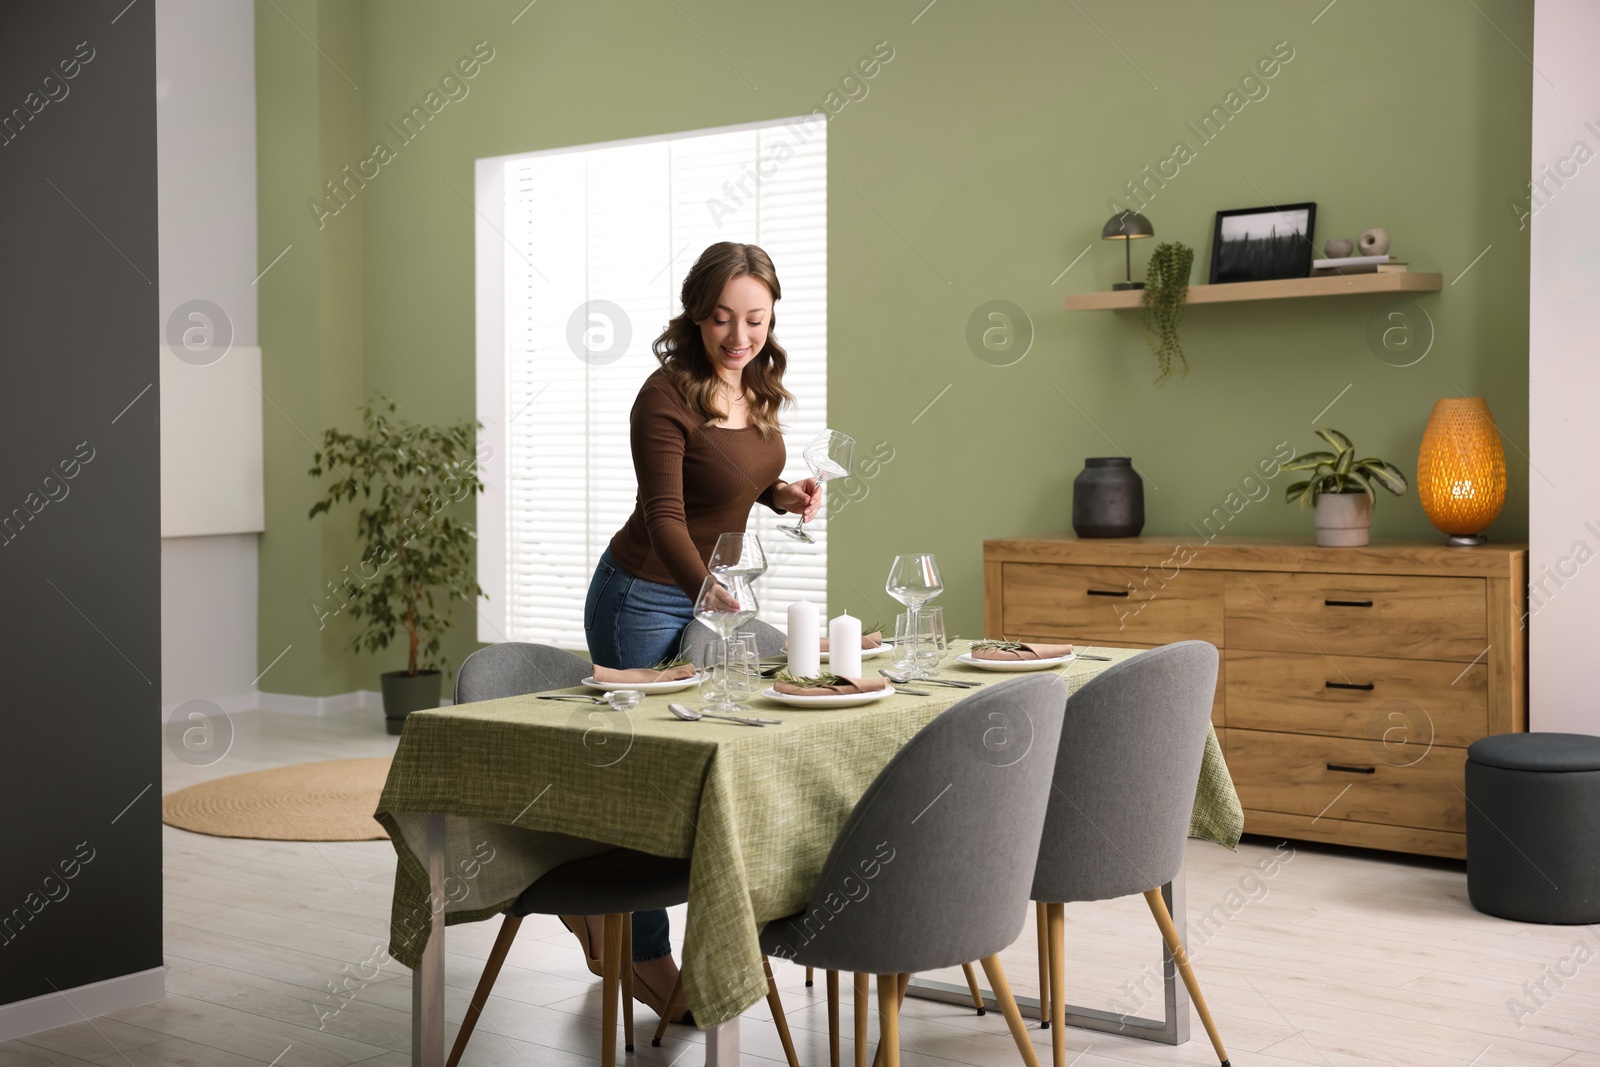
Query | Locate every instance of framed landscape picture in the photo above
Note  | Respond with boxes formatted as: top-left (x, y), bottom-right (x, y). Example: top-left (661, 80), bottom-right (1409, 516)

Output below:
top-left (1209, 202), bottom-right (1317, 284)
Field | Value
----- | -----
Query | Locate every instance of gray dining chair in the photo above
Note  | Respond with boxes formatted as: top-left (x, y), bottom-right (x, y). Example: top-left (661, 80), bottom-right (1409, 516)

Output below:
top-left (759, 674), bottom-right (1069, 1067)
top-left (450, 642), bottom-right (682, 1067)
top-left (1033, 640), bottom-right (1229, 1067)
top-left (678, 616), bottom-right (786, 668)
top-left (446, 641), bottom-right (801, 1067)
top-left (453, 641), bottom-right (591, 703)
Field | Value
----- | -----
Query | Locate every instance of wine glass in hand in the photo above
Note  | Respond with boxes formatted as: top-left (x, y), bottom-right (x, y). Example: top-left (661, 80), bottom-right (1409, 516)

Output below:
top-left (694, 575), bottom-right (759, 711)
top-left (777, 430), bottom-right (855, 543)
top-left (694, 574), bottom-right (758, 636)
top-left (709, 532), bottom-right (767, 582)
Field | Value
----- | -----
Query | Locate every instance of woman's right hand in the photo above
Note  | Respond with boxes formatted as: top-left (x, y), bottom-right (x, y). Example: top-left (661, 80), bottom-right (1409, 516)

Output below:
top-left (705, 579), bottom-right (742, 612)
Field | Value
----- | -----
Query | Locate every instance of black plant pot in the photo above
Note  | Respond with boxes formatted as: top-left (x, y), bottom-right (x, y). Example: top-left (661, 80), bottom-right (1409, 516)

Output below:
top-left (379, 669), bottom-right (442, 735)
top-left (1072, 457), bottom-right (1145, 538)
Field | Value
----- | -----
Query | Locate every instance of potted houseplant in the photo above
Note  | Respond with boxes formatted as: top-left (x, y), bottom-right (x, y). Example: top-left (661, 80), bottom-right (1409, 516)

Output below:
top-left (308, 397), bottom-right (486, 734)
top-left (1140, 241), bottom-right (1193, 384)
top-left (1283, 428), bottom-right (1408, 546)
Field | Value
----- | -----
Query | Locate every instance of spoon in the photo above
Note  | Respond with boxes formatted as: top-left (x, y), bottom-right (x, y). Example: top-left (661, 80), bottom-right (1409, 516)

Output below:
top-left (878, 669), bottom-right (979, 689)
top-left (667, 703), bottom-right (779, 727)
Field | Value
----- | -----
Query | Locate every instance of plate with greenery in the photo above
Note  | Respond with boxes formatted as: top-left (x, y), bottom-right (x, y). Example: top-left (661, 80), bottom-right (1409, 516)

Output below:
top-left (581, 654), bottom-right (705, 693)
top-left (956, 640), bottom-right (1077, 672)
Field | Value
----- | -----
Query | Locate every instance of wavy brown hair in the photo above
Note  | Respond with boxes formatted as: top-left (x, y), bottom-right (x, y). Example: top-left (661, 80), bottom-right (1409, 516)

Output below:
top-left (653, 242), bottom-right (792, 438)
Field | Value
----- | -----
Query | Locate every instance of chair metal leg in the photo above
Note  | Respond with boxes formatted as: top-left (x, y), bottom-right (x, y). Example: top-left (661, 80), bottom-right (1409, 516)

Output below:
top-left (602, 914), bottom-right (624, 1067)
top-left (1035, 901), bottom-right (1050, 1029)
top-left (905, 871), bottom-right (1193, 1046)
top-left (853, 973), bottom-right (869, 1067)
top-left (827, 970), bottom-right (841, 1067)
top-left (622, 913), bottom-right (635, 1053)
top-left (877, 974), bottom-right (901, 1067)
top-left (1143, 888), bottom-right (1229, 1066)
top-left (763, 955), bottom-right (801, 1067)
top-left (652, 970), bottom-right (684, 1047)
top-left (961, 963), bottom-right (987, 1016)
top-left (978, 955), bottom-right (1042, 1067)
top-left (1047, 903), bottom-right (1066, 1067)
top-left (445, 913), bottom-right (522, 1067)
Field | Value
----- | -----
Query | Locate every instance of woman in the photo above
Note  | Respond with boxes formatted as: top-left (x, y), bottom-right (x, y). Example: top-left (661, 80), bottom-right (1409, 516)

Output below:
top-left (568, 242), bottom-right (819, 1022)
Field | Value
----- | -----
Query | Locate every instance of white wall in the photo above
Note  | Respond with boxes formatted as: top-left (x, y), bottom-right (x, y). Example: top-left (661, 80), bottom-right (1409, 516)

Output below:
top-left (161, 534), bottom-right (261, 712)
top-left (1529, 0), bottom-right (1600, 736)
top-left (157, 0), bottom-right (261, 714)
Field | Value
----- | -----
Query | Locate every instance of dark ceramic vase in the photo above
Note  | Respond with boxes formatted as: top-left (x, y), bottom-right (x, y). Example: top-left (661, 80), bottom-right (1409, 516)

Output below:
top-left (1072, 457), bottom-right (1145, 538)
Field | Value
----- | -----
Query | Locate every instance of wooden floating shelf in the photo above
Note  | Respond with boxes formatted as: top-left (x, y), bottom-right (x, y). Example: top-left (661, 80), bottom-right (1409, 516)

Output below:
top-left (1065, 271), bottom-right (1443, 310)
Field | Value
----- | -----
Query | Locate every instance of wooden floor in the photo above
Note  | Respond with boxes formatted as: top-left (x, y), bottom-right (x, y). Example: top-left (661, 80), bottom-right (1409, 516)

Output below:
top-left (6, 708), bottom-right (1599, 1067)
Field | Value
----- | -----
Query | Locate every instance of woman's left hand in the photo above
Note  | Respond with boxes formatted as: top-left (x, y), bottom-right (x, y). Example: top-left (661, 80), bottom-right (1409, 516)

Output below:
top-left (775, 478), bottom-right (822, 521)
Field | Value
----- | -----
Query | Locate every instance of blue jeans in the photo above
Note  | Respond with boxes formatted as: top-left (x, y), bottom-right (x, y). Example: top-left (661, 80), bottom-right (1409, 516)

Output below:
top-left (585, 549), bottom-right (698, 670)
top-left (584, 549), bottom-right (694, 961)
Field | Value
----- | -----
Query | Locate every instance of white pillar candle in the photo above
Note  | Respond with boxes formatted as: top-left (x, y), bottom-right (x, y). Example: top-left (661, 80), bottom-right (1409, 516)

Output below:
top-left (829, 611), bottom-right (862, 679)
top-left (787, 599), bottom-right (821, 678)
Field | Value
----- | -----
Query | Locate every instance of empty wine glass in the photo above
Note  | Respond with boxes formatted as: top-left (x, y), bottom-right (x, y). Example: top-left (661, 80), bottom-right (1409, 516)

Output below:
top-left (694, 575), bottom-right (759, 710)
top-left (709, 532), bottom-right (767, 581)
top-left (777, 430), bottom-right (855, 543)
top-left (697, 633), bottom-right (758, 713)
top-left (886, 554), bottom-right (944, 678)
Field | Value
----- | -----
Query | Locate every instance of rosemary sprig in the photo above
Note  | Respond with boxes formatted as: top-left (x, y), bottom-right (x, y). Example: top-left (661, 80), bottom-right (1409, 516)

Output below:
top-left (862, 620), bottom-right (887, 637)
top-left (775, 667), bottom-right (842, 687)
top-left (651, 652), bottom-right (692, 671)
top-left (970, 639), bottom-right (1026, 652)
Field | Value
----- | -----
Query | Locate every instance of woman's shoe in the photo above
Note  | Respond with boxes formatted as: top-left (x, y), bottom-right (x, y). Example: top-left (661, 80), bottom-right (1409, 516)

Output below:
top-left (632, 961), bottom-right (694, 1025)
top-left (557, 915), bottom-right (605, 979)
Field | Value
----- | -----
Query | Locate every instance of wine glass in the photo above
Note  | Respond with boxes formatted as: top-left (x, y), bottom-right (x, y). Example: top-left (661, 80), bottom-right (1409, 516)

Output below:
top-left (886, 554), bottom-right (944, 678)
top-left (777, 430), bottom-right (856, 543)
top-left (694, 575), bottom-right (759, 711)
top-left (709, 532), bottom-right (767, 582)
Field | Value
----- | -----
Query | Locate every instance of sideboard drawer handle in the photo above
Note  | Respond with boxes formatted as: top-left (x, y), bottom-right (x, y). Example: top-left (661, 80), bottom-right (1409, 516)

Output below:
top-left (1324, 599), bottom-right (1374, 608)
top-left (1326, 763), bottom-right (1376, 774)
top-left (1086, 589), bottom-right (1130, 598)
top-left (1325, 681), bottom-right (1376, 691)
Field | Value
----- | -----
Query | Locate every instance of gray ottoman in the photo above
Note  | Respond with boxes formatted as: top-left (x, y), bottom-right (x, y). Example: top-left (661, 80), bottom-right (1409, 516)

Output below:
top-left (1466, 732), bottom-right (1600, 923)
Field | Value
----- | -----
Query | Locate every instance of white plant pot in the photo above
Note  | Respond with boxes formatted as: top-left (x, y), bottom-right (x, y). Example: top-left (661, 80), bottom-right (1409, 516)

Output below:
top-left (1313, 492), bottom-right (1373, 547)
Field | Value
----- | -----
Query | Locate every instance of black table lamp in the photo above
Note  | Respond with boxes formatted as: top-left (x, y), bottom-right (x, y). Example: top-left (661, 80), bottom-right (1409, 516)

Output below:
top-left (1101, 210), bottom-right (1154, 290)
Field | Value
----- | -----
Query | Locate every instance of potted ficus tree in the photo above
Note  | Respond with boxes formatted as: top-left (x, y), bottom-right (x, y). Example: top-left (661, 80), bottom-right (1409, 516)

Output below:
top-left (1283, 428), bottom-right (1408, 546)
top-left (309, 397), bottom-right (486, 734)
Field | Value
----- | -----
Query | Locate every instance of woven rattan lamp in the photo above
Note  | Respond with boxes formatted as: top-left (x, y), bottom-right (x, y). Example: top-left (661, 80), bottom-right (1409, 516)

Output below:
top-left (1416, 397), bottom-right (1506, 545)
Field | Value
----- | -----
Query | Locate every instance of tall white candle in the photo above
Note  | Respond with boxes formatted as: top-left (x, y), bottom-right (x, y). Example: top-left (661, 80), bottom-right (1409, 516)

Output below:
top-left (829, 611), bottom-right (862, 679)
top-left (787, 599), bottom-right (821, 677)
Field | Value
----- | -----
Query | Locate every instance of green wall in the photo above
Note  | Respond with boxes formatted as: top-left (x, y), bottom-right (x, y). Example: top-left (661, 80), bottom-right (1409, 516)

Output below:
top-left (257, 0), bottom-right (1533, 694)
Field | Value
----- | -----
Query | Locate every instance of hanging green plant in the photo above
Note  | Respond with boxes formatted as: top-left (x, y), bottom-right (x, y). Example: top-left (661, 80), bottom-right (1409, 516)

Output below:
top-left (1139, 241), bottom-right (1194, 384)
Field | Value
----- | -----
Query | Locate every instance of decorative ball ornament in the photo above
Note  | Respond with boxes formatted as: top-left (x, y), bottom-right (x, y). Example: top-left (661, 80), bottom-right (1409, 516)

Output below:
top-left (1416, 397), bottom-right (1507, 545)
top-left (1359, 228), bottom-right (1391, 256)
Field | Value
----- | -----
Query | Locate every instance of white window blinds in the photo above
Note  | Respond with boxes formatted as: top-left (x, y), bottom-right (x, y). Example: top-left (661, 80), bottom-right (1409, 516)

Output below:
top-left (493, 118), bottom-right (827, 649)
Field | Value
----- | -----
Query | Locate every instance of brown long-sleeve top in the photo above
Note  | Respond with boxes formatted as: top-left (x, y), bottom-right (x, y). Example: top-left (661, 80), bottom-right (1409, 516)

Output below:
top-left (607, 370), bottom-right (787, 599)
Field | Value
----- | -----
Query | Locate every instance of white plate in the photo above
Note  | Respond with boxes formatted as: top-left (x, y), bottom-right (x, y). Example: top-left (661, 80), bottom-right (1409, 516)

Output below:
top-left (819, 642), bottom-right (895, 664)
top-left (759, 685), bottom-right (898, 709)
top-left (582, 674), bottom-right (704, 693)
top-left (956, 652), bottom-right (1076, 672)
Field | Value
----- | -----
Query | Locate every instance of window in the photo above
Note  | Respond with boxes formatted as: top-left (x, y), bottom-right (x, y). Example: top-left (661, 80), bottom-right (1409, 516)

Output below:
top-left (475, 117), bottom-right (828, 649)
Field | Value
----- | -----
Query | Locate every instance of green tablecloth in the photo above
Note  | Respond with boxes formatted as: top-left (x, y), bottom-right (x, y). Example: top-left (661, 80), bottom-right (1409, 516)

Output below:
top-left (375, 643), bottom-right (1242, 1029)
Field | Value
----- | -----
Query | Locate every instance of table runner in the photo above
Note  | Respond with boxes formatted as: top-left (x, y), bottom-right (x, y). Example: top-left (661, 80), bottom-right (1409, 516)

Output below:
top-left (375, 644), bottom-right (1242, 1028)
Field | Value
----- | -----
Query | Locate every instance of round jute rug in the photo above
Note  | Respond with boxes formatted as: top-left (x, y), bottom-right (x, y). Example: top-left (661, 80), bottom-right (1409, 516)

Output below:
top-left (162, 758), bottom-right (391, 841)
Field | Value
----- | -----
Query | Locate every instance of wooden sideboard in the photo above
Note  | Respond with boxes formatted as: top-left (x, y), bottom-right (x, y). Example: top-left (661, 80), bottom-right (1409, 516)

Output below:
top-left (983, 535), bottom-right (1528, 859)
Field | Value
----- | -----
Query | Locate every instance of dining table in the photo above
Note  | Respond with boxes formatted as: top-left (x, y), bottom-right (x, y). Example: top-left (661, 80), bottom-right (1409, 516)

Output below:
top-left (375, 641), bottom-right (1244, 1067)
